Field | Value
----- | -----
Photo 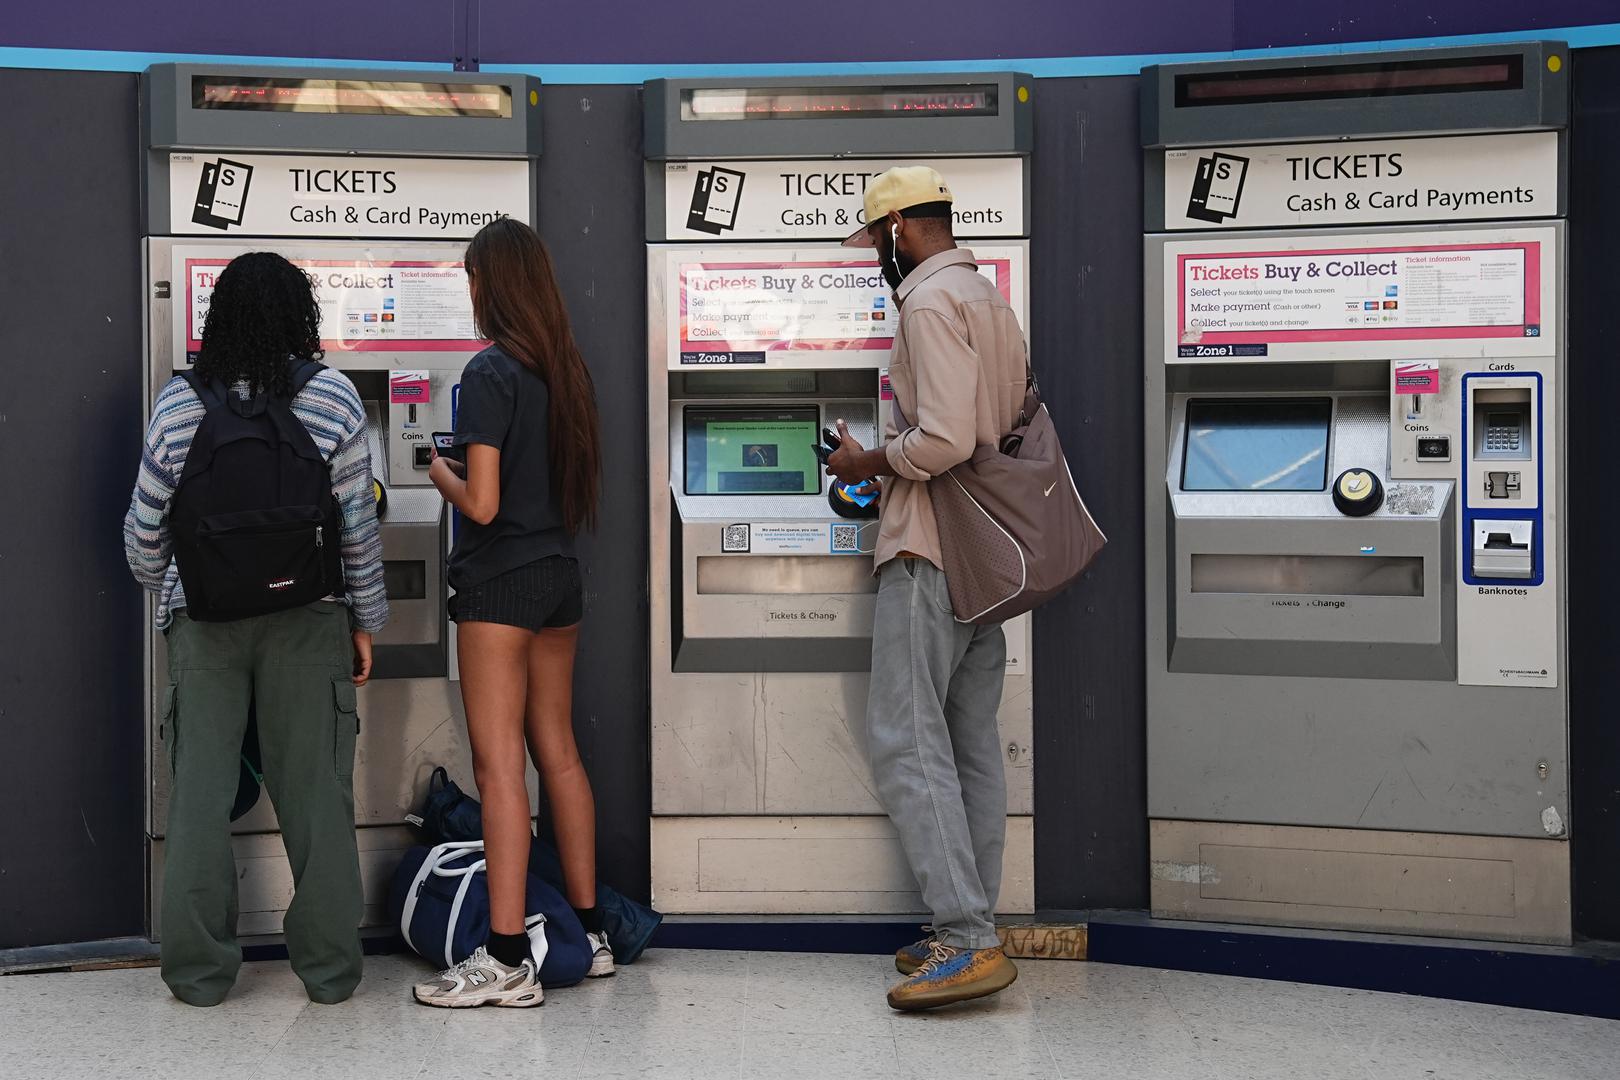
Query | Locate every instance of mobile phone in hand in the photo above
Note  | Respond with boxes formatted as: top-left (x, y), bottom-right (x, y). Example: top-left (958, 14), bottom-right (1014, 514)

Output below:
top-left (812, 425), bottom-right (842, 465)
top-left (430, 432), bottom-right (463, 461)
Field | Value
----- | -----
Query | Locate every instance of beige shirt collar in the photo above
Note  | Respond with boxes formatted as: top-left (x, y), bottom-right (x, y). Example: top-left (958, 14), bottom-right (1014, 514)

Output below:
top-left (895, 247), bottom-right (977, 304)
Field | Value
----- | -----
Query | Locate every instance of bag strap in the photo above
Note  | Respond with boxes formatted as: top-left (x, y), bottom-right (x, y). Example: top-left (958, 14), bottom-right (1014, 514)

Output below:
top-left (179, 368), bottom-right (228, 412)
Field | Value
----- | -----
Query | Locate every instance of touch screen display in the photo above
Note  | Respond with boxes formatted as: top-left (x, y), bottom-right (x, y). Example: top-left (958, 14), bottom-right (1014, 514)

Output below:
top-left (684, 406), bottom-right (821, 495)
top-left (1182, 398), bottom-right (1333, 492)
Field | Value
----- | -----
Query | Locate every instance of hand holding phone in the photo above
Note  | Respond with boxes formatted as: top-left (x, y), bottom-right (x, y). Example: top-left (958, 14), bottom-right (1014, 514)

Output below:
top-left (812, 426), bottom-right (842, 465)
top-left (430, 431), bottom-right (464, 461)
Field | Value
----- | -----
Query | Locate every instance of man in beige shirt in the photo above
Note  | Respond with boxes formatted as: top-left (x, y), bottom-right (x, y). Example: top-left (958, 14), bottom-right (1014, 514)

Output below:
top-left (826, 167), bottom-right (1026, 1012)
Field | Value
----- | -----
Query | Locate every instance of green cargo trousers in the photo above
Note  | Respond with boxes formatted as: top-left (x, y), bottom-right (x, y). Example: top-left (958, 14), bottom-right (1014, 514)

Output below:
top-left (160, 602), bottom-right (363, 1006)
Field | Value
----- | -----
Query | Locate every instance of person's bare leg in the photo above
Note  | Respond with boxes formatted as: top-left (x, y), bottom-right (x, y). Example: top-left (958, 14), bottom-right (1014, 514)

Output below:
top-left (458, 621), bottom-right (533, 935)
top-left (522, 623), bottom-right (595, 909)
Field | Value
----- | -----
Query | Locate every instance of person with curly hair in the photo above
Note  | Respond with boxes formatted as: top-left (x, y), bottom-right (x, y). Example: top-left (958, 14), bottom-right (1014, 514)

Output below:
top-left (124, 251), bottom-right (388, 1006)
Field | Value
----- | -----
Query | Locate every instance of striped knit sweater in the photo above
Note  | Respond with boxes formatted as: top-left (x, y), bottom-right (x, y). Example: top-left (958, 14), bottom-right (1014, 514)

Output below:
top-left (124, 370), bottom-right (390, 634)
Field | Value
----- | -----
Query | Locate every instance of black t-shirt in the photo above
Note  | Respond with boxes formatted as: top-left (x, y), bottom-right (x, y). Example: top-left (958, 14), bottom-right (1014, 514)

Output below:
top-left (448, 345), bottom-right (573, 590)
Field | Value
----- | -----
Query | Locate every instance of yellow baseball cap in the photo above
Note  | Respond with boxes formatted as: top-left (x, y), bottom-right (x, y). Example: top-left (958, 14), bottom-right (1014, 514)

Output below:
top-left (841, 165), bottom-right (954, 247)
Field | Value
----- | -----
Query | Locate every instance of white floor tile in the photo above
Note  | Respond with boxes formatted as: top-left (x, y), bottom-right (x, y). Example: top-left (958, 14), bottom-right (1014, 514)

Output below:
top-left (4, 949), bottom-right (1617, 1080)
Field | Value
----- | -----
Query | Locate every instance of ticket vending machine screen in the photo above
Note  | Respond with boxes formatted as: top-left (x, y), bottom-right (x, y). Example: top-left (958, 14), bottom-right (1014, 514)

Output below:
top-left (683, 406), bottom-right (822, 495)
top-left (1181, 397), bottom-right (1333, 492)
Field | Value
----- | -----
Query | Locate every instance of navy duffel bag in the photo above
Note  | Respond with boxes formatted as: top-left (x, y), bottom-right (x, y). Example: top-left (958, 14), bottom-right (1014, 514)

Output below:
top-left (389, 840), bottom-right (592, 988)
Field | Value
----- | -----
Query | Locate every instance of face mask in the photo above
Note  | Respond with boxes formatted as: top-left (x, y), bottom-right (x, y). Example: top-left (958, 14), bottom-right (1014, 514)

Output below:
top-left (881, 223), bottom-right (906, 292)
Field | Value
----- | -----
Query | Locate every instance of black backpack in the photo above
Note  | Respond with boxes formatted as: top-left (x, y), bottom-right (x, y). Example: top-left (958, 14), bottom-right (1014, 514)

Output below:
top-left (169, 361), bottom-right (345, 622)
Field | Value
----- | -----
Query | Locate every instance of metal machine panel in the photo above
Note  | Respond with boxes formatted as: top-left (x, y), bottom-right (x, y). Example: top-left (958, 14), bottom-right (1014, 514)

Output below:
top-left (644, 74), bottom-right (1033, 162)
top-left (145, 64), bottom-right (542, 158)
top-left (652, 816), bottom-right (1034, 916)
top-left (1151, 820), bottom-right (1571, 945)
top-left (646, 155), bottom-right (1029, 244)
top-left (143, 237), bottom-right (491, 917)
top-left (1143, 48), bottom-right (1570, 945)
top-left (1142, 42), bottom-right (1569, 149)
top-left (1144, 223), bottom-right (1568, 848)
top-left (647, 243), bottom-right (1034, 824)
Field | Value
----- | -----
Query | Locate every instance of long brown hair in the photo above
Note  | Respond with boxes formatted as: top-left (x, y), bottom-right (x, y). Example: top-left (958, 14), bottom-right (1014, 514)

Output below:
top-left (465, 218), bottom-right (601, 533)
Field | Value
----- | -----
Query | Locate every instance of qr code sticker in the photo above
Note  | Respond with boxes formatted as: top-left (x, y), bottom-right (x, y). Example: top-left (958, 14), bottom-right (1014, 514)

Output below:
top-left (722, 524), bottom-right (750, 553)
top-left (831, 524), bottom-right (860, 554)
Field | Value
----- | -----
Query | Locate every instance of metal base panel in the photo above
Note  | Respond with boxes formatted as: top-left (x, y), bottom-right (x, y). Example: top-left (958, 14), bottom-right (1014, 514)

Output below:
top-left (1150, 819), bottom-right (1571, 945)
top-left (651, 814), bottom-right (1033, 915)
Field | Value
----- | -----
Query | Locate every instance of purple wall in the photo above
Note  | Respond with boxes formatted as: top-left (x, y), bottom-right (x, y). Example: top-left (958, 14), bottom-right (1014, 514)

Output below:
top-left (3, 1), bottom-right (1617, 65)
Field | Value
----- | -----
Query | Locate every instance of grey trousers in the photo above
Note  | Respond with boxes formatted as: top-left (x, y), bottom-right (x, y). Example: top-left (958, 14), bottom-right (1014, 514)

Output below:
top-left (866, 558), bottom-right (1007, 951)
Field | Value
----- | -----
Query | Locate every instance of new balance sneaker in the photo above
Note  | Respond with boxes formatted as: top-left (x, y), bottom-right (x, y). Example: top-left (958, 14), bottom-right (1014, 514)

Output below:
top-left (895, 926), bottom-right (937, 976)
top-left (886, 943), bottom-right (1018, 1012)
top-left (413, 947), bottom-right (544, 1008)
top-left (586, 931), bottom-right (616, 978)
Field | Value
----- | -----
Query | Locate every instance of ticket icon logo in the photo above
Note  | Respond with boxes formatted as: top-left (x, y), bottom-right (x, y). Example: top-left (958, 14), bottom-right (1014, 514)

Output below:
top-left (687, 167), bottom-right (746, 235)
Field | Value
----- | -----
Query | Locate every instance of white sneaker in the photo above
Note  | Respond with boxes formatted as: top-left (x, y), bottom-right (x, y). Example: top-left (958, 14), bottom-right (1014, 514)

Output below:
top-left (413, 946), bottom-right (544, 1008)
top-left (586, 931), bottom-right (616, 978)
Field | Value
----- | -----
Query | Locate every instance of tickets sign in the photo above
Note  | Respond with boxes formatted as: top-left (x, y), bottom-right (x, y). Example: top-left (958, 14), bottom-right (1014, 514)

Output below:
top-left (678, 257), bottom-right (1011, 357)
top-left (1162, 132), bottom-right (1558, 230)
top-left (170, 152), bottom-right (530, 238)
top-left (185, 258), bottom-right (482, 353)
top-left (665, 157), bottom-right (1024, 241)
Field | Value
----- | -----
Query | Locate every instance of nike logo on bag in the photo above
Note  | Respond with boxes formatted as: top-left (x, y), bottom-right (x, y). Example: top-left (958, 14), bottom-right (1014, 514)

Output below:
top-left (1044, 482), bottom-right (1058, 496)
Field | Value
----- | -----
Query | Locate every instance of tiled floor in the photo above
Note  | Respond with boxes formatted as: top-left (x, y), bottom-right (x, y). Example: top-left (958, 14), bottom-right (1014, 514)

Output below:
top-left (2, 949), bottom-right (1617, 1080)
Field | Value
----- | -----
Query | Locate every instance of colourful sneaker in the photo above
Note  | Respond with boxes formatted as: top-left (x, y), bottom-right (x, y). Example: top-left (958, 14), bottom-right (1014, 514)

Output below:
top-left (895, 926), bottom-right (937, 975)
top-left (886, 943), bottom-right (1018, 1012)
top-left (413, 947), bottom-right (544, 1008)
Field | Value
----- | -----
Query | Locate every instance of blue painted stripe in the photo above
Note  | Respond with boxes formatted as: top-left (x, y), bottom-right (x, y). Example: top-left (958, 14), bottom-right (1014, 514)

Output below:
top-left (3, 23), bottom-right (1619, 81)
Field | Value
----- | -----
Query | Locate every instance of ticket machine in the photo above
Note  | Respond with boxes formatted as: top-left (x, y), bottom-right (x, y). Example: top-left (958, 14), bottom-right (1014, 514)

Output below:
top-left (644, 76), bottom-right (1036, 912)
top-left (1142, 43), bottom-right (1572, 943)
top-left (141, 64), bottom-right (540, 934)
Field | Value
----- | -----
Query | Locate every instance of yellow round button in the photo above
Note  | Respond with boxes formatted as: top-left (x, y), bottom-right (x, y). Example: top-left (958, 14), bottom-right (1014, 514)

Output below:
top-left (529, 89), bottom-right (540, 106)
top-left (1548, 55), bottom-right (1563, 74)
top-left (1339, 471), bottom-right (1373, 499)
top-left (1017, 86), bottom-right (1030, 103)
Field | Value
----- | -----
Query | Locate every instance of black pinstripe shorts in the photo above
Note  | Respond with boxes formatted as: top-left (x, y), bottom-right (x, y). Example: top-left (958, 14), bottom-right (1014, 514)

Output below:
top-left (449, 556), bottom-right (583, 631)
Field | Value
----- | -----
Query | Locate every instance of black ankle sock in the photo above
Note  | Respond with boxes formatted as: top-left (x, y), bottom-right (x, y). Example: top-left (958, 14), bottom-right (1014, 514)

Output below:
top-left (487, 930), bottom-right (530, 968)
top-left (574, 905), bottom-right (604, 934)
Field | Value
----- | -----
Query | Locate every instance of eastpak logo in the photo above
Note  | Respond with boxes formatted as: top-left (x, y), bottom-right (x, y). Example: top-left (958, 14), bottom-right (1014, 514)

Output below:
top-left (267, 578), bottom-right (297, 591)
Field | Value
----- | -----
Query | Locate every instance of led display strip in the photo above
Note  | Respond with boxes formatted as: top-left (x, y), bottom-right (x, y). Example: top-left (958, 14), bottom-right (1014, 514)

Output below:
top-left (681, 84), bottom-right (998, 121)
top-left (192, 76), bottom-right (512, 118)
top-left (1175, 54), bottom-right (1525, 108)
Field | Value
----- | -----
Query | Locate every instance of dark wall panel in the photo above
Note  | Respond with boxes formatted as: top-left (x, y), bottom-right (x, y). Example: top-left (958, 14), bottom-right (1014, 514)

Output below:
top-left (0, 68), bottom-right (145, 947)
top-left (534, 86), bottom-right (652, 902)
top-left (1029, 76), bottom-right (1149, 912)
top-left (1567, 46), bottom-right (1620, 942)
